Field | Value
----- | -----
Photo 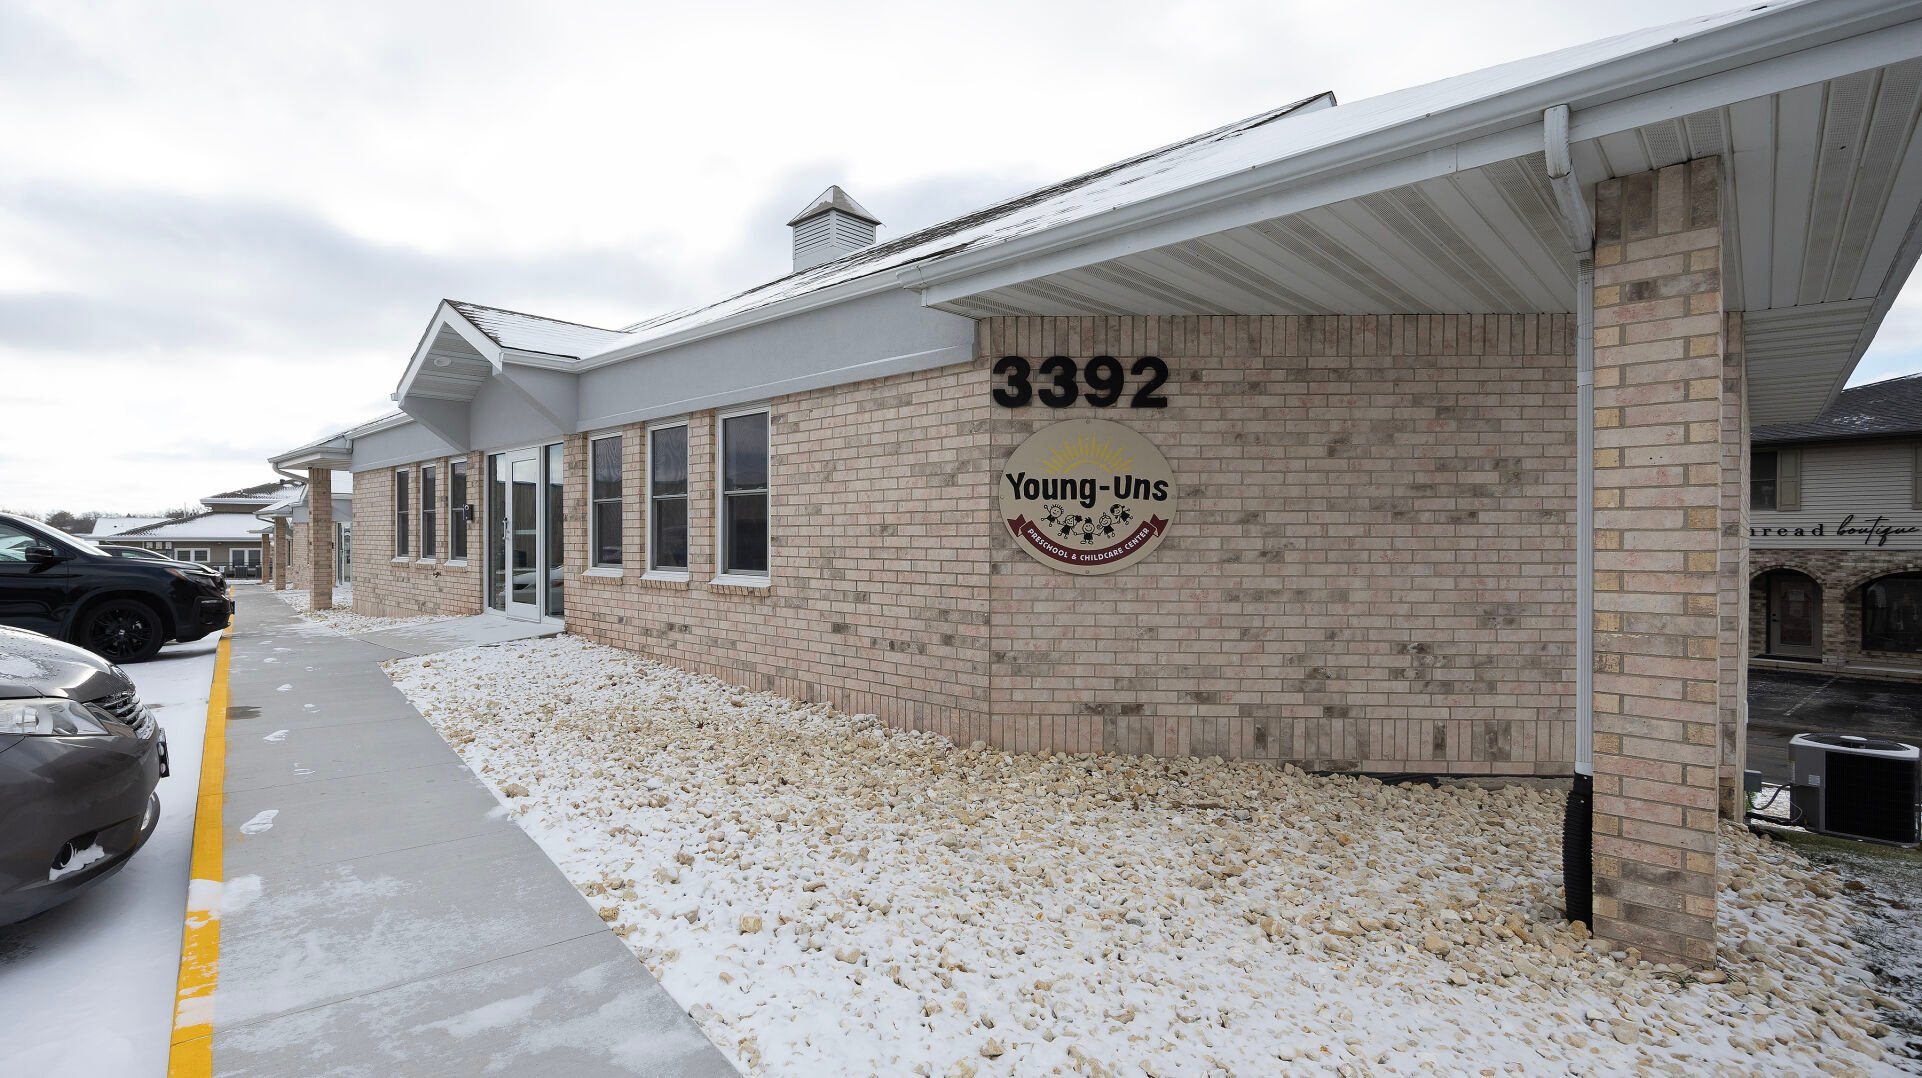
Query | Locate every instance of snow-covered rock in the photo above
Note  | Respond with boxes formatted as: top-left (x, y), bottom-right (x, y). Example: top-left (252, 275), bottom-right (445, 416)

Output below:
top-left (389, 635), bottom-right (1905, 1076)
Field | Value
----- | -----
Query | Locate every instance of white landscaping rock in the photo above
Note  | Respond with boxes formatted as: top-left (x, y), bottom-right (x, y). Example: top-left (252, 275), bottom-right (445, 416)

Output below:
top-left (388, 635), bottom-right (1904, 1077)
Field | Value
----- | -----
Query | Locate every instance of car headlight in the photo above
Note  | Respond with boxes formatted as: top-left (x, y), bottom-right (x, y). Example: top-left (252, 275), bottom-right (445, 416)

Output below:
top-left (0, 698), bottom-right (117, 736)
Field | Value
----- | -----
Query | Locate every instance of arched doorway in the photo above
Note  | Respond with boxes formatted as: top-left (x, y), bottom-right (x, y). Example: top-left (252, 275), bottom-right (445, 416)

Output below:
top-left (1757, 569), bottom-right (1822, 660)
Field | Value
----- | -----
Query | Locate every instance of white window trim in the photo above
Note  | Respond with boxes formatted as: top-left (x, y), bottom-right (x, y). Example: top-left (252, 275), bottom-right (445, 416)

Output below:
top-left (714, 404), bottom-right (770, 584)
top-left (646, 417), bottom-right (691, 579)
top-left (394, 467), bottom-right (412, 557)
top-left (420, 462), bottom-right (438, 560)
top-left (176, 547), bottom-right (211, 563)
top-left (589, 433), bottom-right (625, 569)
top-left (448, 459), bottom-right (470, 563)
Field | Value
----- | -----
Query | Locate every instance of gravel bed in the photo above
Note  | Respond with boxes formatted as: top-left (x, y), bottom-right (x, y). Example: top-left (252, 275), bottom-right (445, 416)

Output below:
top-left (268, 585), bottom-right (455, 635)
top-left (391, 635), bottom-right (1906, 1076)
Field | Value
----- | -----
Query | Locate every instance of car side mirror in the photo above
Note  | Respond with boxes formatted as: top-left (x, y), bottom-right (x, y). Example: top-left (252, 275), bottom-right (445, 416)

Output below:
top-left (24, 544), bottom-right (65, 566)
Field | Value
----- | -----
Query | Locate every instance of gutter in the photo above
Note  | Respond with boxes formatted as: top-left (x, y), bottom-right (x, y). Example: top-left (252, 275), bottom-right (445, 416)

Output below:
top-left (1545, 104), bottom-right (1597, 926)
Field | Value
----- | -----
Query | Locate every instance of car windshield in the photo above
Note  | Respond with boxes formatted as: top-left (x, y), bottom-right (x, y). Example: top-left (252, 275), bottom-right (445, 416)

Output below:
top-left (29, 520), bottom-right (108, 557)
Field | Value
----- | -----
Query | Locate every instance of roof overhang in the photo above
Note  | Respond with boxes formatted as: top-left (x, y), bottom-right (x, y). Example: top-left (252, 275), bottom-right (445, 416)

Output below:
top-left (902, 0), bottom-right (1922, 426)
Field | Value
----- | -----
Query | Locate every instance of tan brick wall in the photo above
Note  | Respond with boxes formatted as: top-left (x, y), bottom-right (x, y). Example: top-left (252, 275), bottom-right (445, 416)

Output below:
top-left (980, 315), bottom-right (1577, 770)
top-left (562, 364), bottom-right (997, 731)
top-left (354, 315), bottom-right (1581, 776)
top-left (287, 523), bottom-right (311, 592)
top-left (309, 469), bottom-right (334, 609)
top-left (547, 315), bottom-right (1575, 772)
top-left (349, 457), bottom-right (485, 619)
top-left (1589, 157), bottom-right (1727, 965)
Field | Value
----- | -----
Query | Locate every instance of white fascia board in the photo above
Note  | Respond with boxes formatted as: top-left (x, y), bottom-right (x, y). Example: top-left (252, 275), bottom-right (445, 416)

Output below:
top-left (582, 343), bottom-right (974, 431)
top-left (393, 300), bottom-right (505, 401)
top-left (905, 4), bottom-right (1922, 309)
top-left (574, 272), bottom-right (903, 372)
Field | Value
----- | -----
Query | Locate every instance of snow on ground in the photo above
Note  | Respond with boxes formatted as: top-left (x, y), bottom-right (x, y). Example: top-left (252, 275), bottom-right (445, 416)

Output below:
top-left (0, 636), bottom-right (219, 1077)
top-left (269, 583), bottom-right (454, 634)
top-left (392, 635), bottom-right (1907, 1076)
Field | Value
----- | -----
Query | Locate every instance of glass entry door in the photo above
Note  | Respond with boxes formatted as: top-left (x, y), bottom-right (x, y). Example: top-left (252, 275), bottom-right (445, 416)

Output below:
top-left (488, 445), bottom-right (563, 622)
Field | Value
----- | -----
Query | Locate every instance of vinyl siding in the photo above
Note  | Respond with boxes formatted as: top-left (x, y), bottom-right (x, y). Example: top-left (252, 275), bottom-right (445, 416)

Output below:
top-left (1750, 438), bottom-right (1922, 549)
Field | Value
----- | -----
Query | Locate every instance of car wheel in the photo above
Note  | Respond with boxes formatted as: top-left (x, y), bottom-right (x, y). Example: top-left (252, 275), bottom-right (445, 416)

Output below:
top-left (79, 599), bottom-right (165, 664)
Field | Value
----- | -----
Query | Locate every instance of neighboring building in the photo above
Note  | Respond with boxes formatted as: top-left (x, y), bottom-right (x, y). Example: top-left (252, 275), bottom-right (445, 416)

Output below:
top-left (256, 475), bottom-right (354, 591)
top-left (85, 515), bottom-right (170, 538)
top-left (1750, 374), bottom-right (1922, 679)
top-left (114, 480), bottom-right (297, 573)
top-left (269, 3), bottom-right (1922, 963)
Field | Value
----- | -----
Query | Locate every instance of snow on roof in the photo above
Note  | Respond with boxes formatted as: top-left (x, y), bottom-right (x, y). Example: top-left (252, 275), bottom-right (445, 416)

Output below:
top-left (87, 515), bottom-right (169, 536)
top-left (447, 301), bottom-right (631, 359)
top-left (1753, 374), bottom-right (1922, 445)
top-left (116, 511), bottom-right (269, 541)
top-left (595, 3), bottom-right (1780, 356)
top-left (206, 479), bottom-right (297, 501)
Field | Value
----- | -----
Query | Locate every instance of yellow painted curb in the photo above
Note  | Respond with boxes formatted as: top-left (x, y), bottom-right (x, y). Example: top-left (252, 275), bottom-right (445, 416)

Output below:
top-left (168, 626), bottom-right (232, 1077)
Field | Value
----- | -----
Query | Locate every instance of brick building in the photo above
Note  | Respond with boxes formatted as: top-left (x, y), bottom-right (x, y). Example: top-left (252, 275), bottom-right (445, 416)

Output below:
top-left (272, 2), bottom-right (1922, 962)
top-left (113, 480), bottom-right (297, 575)
top-left (1750, 373), bottom-right (1922, 679)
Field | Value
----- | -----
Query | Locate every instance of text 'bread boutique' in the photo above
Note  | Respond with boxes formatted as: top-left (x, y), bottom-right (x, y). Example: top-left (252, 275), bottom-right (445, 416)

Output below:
top-left (272, 1), bottom-right (1922, 963)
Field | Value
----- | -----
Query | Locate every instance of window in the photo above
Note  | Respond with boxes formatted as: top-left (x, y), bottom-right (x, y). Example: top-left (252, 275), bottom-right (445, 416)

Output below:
top-left (1753, 448), bottom-right (1800, 511)
top-left (421, 463), bottom-right (438, 559)
top-left (719, 408), bottom-right (769, 577)
top-left (591, 435), bottom-right (624, 567)
top-left (449, 460), bottom-right (468, 560)
top-left (648, 423), bottom-right (688, 573)
top-left (1752, 451), bottom-right (1777, 511)
top-left (230, 548), bottom-right (259, 568)
top-left (176, 547), bottom-right (210, 563)
top-left (1864, 573), bottom-right (1922, 653)
top-left (0, 521), bottom-right (34, 562)
top-left (394, 469), bottom-right (411, 556)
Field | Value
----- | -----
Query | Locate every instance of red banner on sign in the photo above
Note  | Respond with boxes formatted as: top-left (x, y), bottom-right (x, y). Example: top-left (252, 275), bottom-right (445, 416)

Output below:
top-left (1007, 515), bottom-right (1167, 567)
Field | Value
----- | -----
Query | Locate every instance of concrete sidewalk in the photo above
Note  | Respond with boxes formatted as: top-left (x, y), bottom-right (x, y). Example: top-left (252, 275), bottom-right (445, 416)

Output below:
top-left (208, 589), bottom-right (732, 1076)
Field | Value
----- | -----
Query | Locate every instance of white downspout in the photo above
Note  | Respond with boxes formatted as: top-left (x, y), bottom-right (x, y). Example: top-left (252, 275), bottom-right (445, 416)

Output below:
top-left (1545, 103), bottom-right (1595, 925)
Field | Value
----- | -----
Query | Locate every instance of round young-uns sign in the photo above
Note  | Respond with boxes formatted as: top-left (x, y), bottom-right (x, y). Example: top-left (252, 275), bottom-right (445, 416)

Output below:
top-left (999, 418), bottom-right (1176, 575)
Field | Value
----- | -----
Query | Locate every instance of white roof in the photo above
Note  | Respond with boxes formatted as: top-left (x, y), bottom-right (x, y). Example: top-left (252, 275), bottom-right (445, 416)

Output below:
top-left (114, 511), bottom-right (268, 542)
top-left (591, 1), bottom-right (1799, 359)
top-left (87, 516), bottom-right (169, 536)
top-left (447, 301), bottom-right (629, 359)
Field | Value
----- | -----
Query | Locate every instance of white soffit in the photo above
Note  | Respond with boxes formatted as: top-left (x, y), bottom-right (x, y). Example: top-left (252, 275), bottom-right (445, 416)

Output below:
top-left (919, 8), bottom-right (1922, 425)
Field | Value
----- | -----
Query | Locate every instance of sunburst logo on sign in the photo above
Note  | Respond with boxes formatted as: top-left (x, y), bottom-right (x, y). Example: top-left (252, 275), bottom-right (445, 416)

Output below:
top-left (999, 418), bottom-right (1176, 576)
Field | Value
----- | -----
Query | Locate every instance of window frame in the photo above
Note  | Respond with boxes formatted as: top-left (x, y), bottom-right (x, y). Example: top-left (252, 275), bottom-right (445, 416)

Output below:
top-left (394, 467), bottom-right (411, 557)
top-left (448, 459), bottom-right (469, 562)
top-left (645, 419), bottom-right (691, 579)
top-left (714, 404), bottom-right (770, 585)
top-left (1753, 450), bottom-right (1780, 512)
top-left (589, 433), bottom-right (625, 570)
top-left (420, 462), bottom-right (438, 561)
top-left (176, 547), bottom-right (211, 564)
top-left (1862, 572), bottom-right (1922, 654)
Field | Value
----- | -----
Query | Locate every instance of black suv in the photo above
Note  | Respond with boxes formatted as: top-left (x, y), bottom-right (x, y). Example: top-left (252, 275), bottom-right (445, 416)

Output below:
top-left (0, 513), bottom-right (233, 663)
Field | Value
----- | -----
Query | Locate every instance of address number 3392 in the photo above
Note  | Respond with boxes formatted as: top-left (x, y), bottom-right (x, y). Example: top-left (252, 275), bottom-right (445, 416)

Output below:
top-left (990, 355), bottom-right (1170, 409)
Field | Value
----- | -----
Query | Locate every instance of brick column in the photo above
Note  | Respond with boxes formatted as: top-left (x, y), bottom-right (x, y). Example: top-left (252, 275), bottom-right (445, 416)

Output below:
top-left (1590, 157), bottom-right (1726, 965)
top-left (308, 469), bottom-right (334, 611)
top-left (273, 519), bottom-right (291, 592)
top-left (261, 533), bottom-right (273, 585)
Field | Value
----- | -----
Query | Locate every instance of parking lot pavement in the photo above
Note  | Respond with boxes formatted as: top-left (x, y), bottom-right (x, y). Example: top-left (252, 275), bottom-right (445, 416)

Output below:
top-left (198, 588), bottom-right (732, 1076)
top-left (1747, 667), bottom-right (1922, 781)
top-left (0, 635), bottom-right (219, 1078)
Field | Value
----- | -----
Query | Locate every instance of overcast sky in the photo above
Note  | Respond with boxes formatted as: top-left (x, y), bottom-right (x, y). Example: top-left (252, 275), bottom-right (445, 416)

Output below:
top-left (5, 0), bottom-right (1920, 515)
